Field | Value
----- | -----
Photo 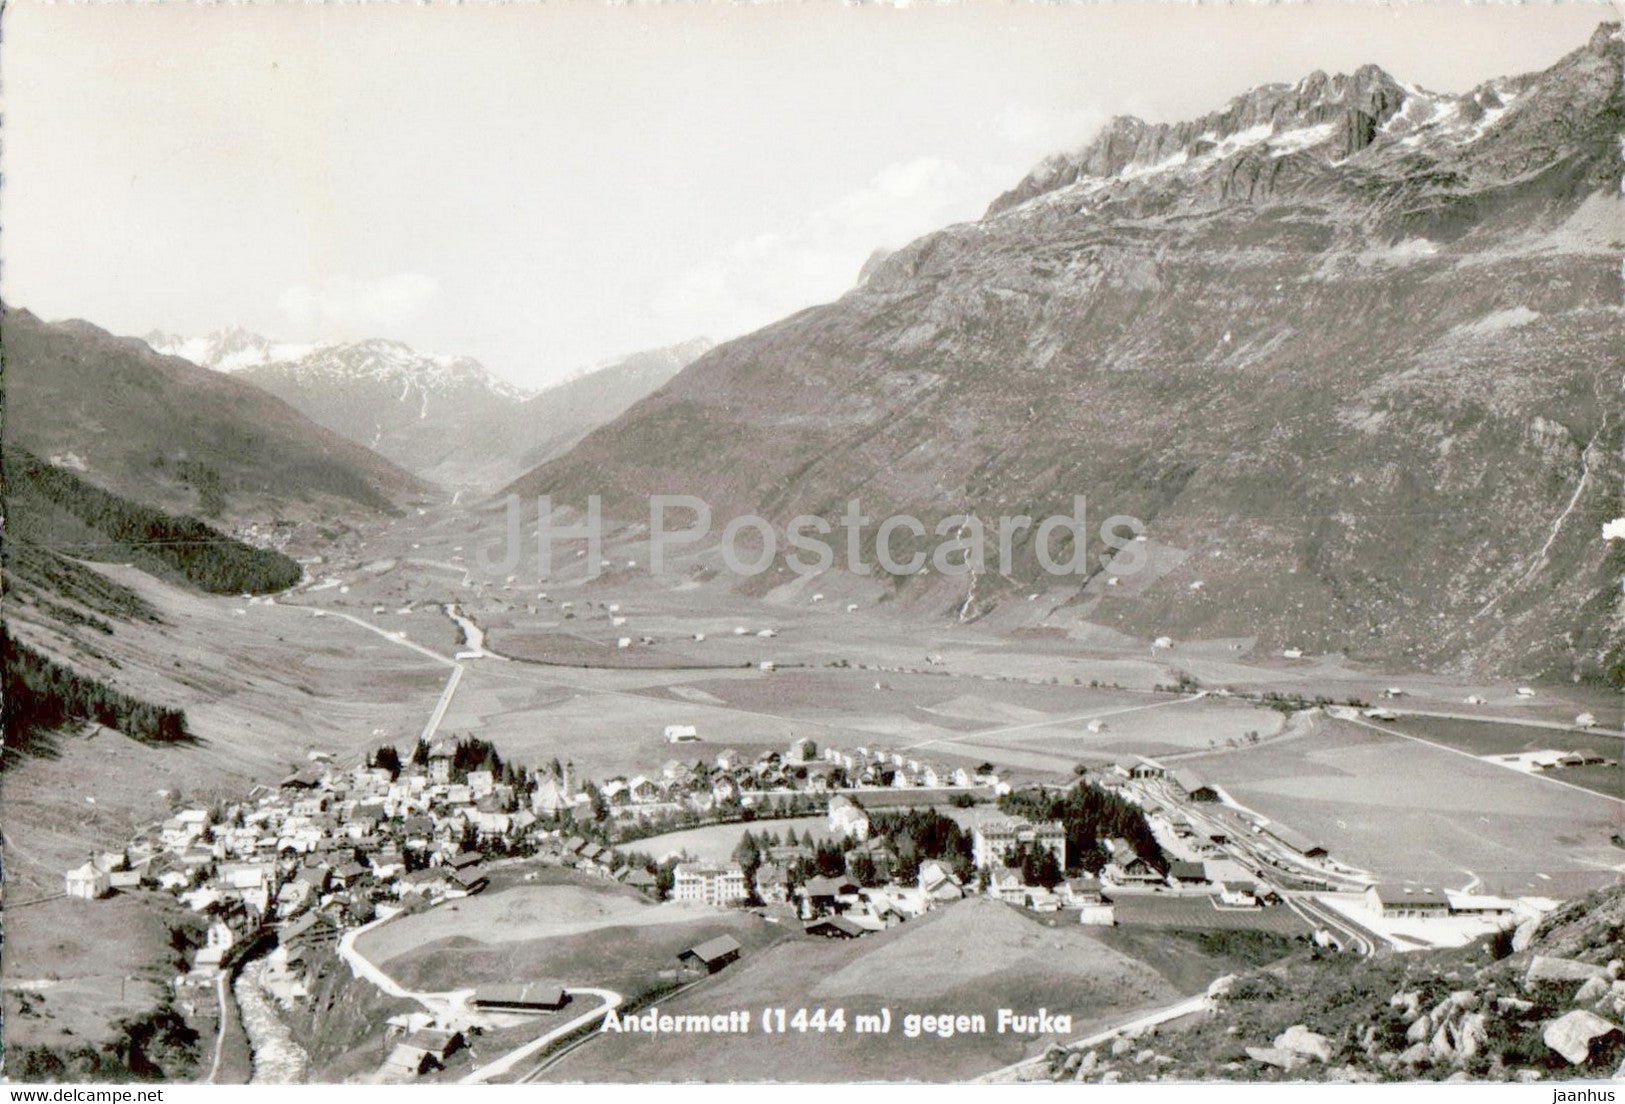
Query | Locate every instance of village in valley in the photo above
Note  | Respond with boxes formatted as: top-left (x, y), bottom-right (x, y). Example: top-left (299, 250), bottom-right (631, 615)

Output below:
top-left (55, 672), bottom-right (1584, 1083)
top-left (6, 11), bottom-right (1624, 1086)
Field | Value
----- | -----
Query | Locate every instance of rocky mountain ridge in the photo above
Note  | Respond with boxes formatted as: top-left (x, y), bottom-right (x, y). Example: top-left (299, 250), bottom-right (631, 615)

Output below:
top-left (512, 24), bottom-right (1624, 684)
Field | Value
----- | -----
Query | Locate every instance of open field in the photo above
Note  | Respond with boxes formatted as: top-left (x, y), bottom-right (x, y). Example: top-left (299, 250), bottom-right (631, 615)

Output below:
top-left (1104, 894), bottom-right (1312, 934)
top-left (542, 897), bottom-right (1188, 1083)
top-left (2, 892), bottom-right (197, 1053)
top-left (1182, 717), bottom-right (1624, 897)
top-left (360, 879), bottom-right (784, 1001)
top-left (1381, 716), bottom-right (1624, 799)
top-left (1004, 695), bottom-right (1284, 761)
top-left (356, 879), bottom-right (693, 965)
top-left (10, 496), bottom-right (1622, 1080)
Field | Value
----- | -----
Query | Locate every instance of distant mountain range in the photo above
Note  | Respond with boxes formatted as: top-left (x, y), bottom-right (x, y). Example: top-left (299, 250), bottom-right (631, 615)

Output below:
top-left (144, 329), bottom-right (710, 489)
top-left (3, 305), bottom-right (427, 522)
top-left (512, 24), bottom-right (1624, 684)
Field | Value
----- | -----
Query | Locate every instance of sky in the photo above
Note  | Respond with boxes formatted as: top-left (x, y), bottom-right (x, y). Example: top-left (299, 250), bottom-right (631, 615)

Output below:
top-left (1, 0), bottom-right (1611, 388)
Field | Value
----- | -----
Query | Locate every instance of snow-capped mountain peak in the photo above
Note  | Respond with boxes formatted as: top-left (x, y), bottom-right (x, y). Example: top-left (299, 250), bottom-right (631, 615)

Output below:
top-left (143, 329), bottom-right (532, 401)
top-left (277, 338), bottom-right (533, 402)
top-left (144, 326), bottom-right (318, 373)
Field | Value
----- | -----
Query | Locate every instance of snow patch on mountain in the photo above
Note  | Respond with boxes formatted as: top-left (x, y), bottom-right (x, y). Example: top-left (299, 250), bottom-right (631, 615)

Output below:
top-left (145, 327), bottom-right (317, 372)
top-left (144, 329), bottom-right (533, 402)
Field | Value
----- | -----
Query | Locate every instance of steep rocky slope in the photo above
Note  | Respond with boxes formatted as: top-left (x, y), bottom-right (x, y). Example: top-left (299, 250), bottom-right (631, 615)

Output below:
top-left (513, 25), bottom-right (1623, 684)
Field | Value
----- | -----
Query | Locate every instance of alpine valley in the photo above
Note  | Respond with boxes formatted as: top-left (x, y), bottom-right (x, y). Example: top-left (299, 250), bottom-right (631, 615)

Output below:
top-left (2, 19), bottom-right (1621, 1090)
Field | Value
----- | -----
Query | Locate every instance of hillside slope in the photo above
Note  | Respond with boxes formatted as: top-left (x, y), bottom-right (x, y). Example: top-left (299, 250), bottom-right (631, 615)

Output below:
top-left (513, 25), bottom-right (1624, 684)
top-left (3, 306), bottom-right (426, 522)
top-left (1025, 884), bottom-right (1625, 1083)
top-left (508, 337), bottom-right (714, 475)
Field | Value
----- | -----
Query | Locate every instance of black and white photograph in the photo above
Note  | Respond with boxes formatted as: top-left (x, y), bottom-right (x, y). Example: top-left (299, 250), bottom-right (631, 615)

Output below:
top-left (0, 0), bottom-right (1621, 1092)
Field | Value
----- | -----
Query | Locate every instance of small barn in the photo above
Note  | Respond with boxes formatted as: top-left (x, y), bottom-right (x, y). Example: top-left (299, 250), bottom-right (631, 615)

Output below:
top-left (1171, 769), bottom-right (1220, 802)
top-left (381, 1029), bottom-right (464, 1079)
top-left (678, 934), bottom-right (742, 976)
top-left (804, 916), bottom-right (865, 939)
top-left (472, 982), bottom-right (569, 1013)
top-left (1262, 822), bottom-right (1327, 859)
top-left (448, 866), bottom-right (489, 895)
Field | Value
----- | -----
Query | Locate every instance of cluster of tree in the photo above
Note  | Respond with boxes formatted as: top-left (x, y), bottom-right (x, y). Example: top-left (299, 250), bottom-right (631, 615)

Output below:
top-left (731, 827), bottom-right (855, 885)
top-left (4, 449), bottom-right (301, 595)
top-left (613, 849), bottom-right (685, 898)
top-left (3, 625), bottom-right (191, 761)
top-left (407, 734), bottom-right (524, 789)
top-left (1154, 670), bottom-right (1203, 694)
top-left (998, 781), bottom-right (1163, 875)
top-left (368, 744), bottom-right (403, 780)
top-left (1256, 689), bottom-right (1336, 714)
top-left (1006, 840), bottom-right (1065, 889)
top-left (866, 807), bottom-right (976, 885)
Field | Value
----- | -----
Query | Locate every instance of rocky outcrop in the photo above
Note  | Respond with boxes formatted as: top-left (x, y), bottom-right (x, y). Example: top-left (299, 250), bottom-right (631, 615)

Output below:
top-left (1246, 1045), bottom-right (1304, 1072)
top-left (1543, 1010), bottom-right (1623, 1065)
top-left (1274, 1024), bottom-right (1334, 1062)
top-left (986, 64), bottom-right (1406, 215)
top-left (1527, 956), bottom-right (1612, 986)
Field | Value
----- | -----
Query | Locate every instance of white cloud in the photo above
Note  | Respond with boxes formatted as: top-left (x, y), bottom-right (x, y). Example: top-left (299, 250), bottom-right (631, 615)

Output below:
top-left (651, 156), bottom-right (1005, 342)
top-left (279, 272), bottom-right (439, 334)
top-left (993, 102), bottom-right (1108, 155)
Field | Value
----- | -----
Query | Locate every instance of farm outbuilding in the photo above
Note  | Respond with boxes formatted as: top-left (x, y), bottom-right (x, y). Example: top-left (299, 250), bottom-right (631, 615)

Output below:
top-left (472, 982), bottom-right (569, 1013)
top-left (1166, 860), bottom-right (1209, 886)
top-left (1170, 769), bottom-right (1219, 802)
top-left (805, 916), bottom-right (865, 939)
top-left (678, 934), bottom-right (743, 976)
top-left (382, 1029), bottom-right (464, 1079)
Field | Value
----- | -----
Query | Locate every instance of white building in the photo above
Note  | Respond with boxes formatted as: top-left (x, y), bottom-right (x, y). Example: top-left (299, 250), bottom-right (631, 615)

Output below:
top-left (672, 862), bottom-right (748, 906)
top-left (828, 795), bottom-right (870, 841)
top-left (665, 724), bottom-right (700, 743)
top-left (971, 815), bottom-right (1066, 870)
top-left (65, 862), bottom-right (110, 900)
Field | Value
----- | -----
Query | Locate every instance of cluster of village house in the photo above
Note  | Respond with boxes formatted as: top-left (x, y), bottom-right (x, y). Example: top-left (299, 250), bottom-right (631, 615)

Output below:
top-left (57, 729), bottom-right (1274, 995)
top-left (666, 789), bottom-right (1275, 939)
top-left (643, 727), bottom-right (999, 801)
top-left (56, 733), bottom-right (1018, 980)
